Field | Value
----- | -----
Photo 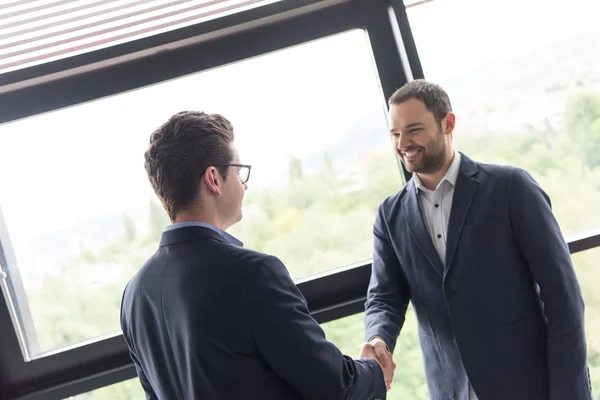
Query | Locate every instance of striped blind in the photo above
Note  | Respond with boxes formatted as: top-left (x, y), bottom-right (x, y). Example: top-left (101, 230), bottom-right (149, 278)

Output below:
top-left (0, 0), bottom-right (277, 75)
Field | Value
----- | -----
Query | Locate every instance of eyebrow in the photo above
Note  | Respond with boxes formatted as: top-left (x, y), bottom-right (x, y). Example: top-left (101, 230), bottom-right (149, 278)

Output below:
top-left (405, 122), bottom-right (425, 129)
top-left (390, 122), bottom-right (425, 132)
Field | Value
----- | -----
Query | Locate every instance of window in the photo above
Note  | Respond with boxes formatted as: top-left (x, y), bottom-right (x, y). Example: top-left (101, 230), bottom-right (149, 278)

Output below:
top-left (0, 29), bottom-right (402, 357)
top-left (572, 248), bottom-right (600, 395)
top-left (407, 0), bottom-right (600, 396)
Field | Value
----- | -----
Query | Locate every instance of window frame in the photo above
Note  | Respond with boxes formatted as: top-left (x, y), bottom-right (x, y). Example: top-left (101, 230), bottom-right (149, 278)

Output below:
top-left (0, 0), bottom-right (419, 398)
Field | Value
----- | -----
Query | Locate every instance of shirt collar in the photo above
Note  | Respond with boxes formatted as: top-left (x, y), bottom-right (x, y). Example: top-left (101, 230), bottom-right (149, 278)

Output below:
top-left (164, 221), bottom-right (243, 247)
top-left (413, 150), bottom-right (461, 193)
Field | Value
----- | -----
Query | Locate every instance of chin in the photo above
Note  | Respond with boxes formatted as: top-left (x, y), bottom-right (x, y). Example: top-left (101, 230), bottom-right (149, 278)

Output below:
top-left (403, 163), bottom-right (420, 174)
top-left (400, 159), bottom-right (415, 173)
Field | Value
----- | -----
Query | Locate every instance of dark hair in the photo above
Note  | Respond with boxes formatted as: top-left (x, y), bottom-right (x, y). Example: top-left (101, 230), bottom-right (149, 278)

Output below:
top-left (388, 79), bottom-right (452, 123)
top-left (144, 110), bottom-right (234, 221)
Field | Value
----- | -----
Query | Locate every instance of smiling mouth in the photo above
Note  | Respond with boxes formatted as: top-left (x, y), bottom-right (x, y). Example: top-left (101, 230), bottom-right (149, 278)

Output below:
top-left (402, 148), bottom-right (422, 160)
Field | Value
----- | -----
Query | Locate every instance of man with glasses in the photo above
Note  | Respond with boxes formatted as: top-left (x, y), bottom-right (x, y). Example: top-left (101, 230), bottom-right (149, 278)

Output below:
top-left (120, 110), bottom-right (393, 399)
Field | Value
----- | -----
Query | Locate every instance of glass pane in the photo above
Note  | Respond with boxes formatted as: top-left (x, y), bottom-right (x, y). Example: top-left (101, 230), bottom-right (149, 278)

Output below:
top-left (0, 29), bottom-right (401, 357)
top-left (323, 308), bottom-right (428, 399)
top-left (572, 247), bottom-right (600, 396)
top-left (407, 0), bottom-right (600, 239)
top-left (64, 378), bottom-right (144, 399)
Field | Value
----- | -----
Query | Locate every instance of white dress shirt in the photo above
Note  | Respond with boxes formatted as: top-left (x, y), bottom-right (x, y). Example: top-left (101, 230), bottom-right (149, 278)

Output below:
top-left (413, 151), bottom-right (479, 400)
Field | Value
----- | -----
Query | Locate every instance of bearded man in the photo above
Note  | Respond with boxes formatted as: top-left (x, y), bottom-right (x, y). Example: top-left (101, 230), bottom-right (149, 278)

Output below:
top-left (363, 79), bottom-right (592, 400)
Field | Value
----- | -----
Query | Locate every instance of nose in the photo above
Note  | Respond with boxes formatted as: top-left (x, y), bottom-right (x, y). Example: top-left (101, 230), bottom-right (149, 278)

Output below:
top-left (395, 134), bottom-right (410, 152)
top-left (243, 182), bottom-right (248, 190)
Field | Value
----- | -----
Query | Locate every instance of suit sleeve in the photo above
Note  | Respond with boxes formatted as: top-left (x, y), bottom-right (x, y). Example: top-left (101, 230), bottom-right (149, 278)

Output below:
top-left (364, 203), bottom-right (411, 353)
top-left (121, 288), bottom-right (158, 400)
top-left (509, 168), bottom-right (592, 400)
top-left (129, 349), bottom-right (159, 400)
top-left (247, 255), bottom-right (386, 400)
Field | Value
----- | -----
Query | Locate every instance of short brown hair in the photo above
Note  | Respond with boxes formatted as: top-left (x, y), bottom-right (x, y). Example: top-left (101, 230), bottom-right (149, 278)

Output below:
top-left (144, 111), bottom-right (234, 221)
top-left (388, 79), bottom-right (452, 124)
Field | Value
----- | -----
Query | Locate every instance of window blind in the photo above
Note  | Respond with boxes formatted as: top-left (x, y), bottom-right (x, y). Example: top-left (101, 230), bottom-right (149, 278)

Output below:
top-left (0, 0), bottom-right (275, 75)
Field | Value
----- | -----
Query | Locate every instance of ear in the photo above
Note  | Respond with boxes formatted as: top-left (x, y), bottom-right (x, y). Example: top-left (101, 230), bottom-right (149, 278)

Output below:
top-left (443, 112), bottom-right (456, 136)
top-left (203, 167), bottom-right (223, 197)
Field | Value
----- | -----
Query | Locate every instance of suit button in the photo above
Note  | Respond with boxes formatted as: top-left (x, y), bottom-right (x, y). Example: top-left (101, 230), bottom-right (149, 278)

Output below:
top-left (446, 289), bottom-right (457, 299)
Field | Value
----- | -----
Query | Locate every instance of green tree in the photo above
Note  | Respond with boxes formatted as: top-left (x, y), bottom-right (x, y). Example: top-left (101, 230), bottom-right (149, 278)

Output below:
top-left (288, 154), bottom-right (304, 182)
top-left (565, 90), bottom-right (600, 168)
top-left (122, 214), bottom-right (136, 242)
top-left (148, 199), bottom-right (169, 237)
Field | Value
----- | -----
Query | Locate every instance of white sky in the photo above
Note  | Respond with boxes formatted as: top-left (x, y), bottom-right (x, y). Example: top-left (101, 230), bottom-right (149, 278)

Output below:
top-left (410, 0), bottom-right (600, 82)
top-left (0, 29), bottom-right (386, 244)
top-left (0, 0), bottom-right (599, 247)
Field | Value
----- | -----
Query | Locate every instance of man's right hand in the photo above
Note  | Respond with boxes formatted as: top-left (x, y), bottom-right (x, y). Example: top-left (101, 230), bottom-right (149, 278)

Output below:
top-left (359, 339), bottom-right (396, 390)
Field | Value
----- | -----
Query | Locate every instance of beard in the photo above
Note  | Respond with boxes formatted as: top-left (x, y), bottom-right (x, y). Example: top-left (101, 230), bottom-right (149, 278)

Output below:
top-left (401, 127), bottom-right (447, 174)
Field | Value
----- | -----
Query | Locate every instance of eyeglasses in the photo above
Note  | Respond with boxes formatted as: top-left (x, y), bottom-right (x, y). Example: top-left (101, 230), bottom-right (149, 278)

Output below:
top-left (213, 163), bottom-right (252, 184)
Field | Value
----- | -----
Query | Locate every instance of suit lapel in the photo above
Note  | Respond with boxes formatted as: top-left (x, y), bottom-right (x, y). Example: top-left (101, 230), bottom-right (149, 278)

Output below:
top-left (444, 155), bottom-right (479, 277)
top-left (403, 181), bottom-right (444, 277)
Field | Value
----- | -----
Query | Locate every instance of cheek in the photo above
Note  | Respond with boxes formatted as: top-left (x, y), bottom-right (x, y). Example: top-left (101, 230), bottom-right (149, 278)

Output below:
top-left (422, 131), bottom-right (440, 146)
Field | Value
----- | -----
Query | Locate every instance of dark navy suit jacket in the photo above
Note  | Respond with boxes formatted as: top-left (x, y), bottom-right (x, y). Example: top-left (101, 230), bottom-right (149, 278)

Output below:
top-left (121, 226), bottom-right (386, 399)
top-left (364, 153), bottom-right (592, 400)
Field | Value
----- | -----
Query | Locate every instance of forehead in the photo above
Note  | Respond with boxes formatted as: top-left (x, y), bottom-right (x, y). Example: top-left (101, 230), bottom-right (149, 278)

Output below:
top-left (388, 99), bottom-right (434, 125)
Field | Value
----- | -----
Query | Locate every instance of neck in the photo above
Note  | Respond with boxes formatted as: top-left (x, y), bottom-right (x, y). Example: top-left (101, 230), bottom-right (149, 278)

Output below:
top-left (416, 149), bottom-right (455, 191)
top-left (173, 208), bottom-right (228, 231)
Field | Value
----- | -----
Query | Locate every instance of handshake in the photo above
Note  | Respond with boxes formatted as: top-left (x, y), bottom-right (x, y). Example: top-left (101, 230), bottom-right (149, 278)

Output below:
top-left (359, 337), bottom-right (396, 391)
